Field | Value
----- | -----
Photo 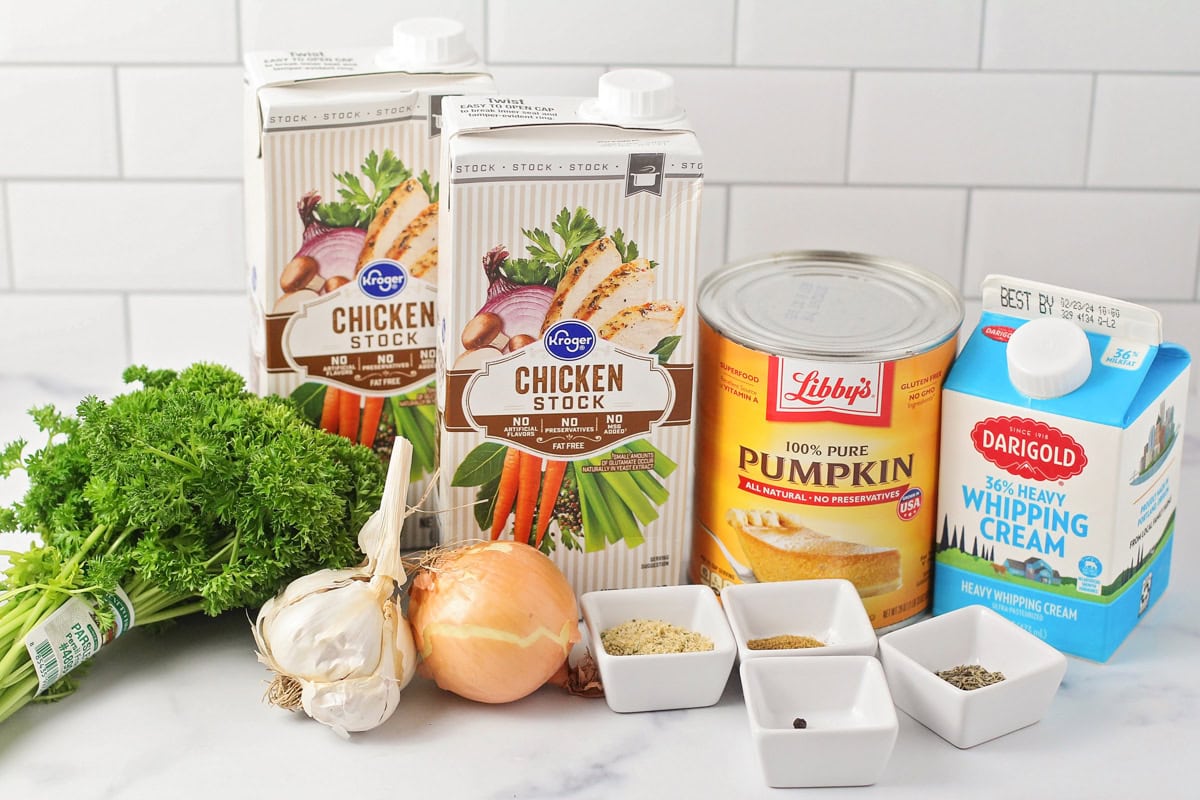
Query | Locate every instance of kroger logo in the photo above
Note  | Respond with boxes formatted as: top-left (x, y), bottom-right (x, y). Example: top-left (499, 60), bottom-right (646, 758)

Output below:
top-left (543, 320), bottom-right (596, 361)
top-left (358, 260), bottom-right (407, 299)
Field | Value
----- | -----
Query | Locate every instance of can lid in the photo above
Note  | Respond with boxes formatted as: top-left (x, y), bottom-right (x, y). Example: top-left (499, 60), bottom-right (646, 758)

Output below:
top-left (699, 251), bottom-right (963, 362)
top-left (1006, 317), bottom-right (1092, 399)
top-left (378, 17), bottom-right (480, 70)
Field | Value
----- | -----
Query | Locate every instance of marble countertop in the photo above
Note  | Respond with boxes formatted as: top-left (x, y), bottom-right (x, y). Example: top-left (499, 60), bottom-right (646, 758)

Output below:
top-left (1, 374), bottom-right (1199, 799)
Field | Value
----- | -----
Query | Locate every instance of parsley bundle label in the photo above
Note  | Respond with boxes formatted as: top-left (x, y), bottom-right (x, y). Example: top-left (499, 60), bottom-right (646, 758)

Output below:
top-left (244, 29), bottom-right (494, 548)
top-left (24, 588), bottom-right (134, 694)
top-left (436, 72), bottom-right (704, 596)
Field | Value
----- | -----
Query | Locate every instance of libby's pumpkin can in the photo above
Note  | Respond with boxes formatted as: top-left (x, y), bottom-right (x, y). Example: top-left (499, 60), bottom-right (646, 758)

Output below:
top-left (691, 251), bottom-right (963, 629)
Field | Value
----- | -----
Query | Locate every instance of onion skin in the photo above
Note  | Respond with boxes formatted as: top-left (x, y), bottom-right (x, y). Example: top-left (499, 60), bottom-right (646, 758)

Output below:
top-left (296, 228), bottom-right (367, 281)
top-left (478, 285), bottom-right (555, 342)
top-left (408, 541), bottom-right (580, 704)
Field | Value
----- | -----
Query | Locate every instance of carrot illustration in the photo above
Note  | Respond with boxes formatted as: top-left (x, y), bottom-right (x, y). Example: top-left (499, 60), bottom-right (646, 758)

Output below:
top-left (359, 396), bottom-right (385, 448)
top-left (490, 448), bottom-right (522, 540)
top-left (534, 460), bottom-right (568, 547)
top-left (338, 390), bottom-right (361, 442)
top-left (513, 451), bottom-right (544, 545)
top-left (318, 386), bottom-right (341, 434)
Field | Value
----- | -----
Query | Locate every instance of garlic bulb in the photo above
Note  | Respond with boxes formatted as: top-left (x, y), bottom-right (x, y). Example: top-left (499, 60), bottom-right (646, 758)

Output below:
top-left (252, 440), bottom-right (417, 736)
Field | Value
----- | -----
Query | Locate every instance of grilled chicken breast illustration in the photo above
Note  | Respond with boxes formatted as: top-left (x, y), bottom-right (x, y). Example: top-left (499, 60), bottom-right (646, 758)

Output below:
top-left (598, 301), bottom-right (685, 353)
top-left (355, 179), bottom-right (429, 272)
top-left (541, 237), bottom-right (621, 333)
top-left (384, 203), bottom-right (438, 264)
top-left (572, 259), bottom-right (654, 323)
top-left (409, 247), bottom-right (438, 281)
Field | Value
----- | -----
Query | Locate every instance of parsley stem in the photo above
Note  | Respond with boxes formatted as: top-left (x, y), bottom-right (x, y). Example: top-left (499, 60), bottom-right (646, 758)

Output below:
top-left (0, 673), bottom-right (38, 725)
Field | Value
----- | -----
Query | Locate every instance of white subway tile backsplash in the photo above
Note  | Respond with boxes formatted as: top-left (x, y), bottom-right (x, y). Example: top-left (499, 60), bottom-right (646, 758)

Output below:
top-left (698, 185), bottom-right (728, 280)
top-left (736, 0), bottom-right (982, 68)
top-left (240, 0), bottom-right (485, 55)
top-left (8, 182), bottom-right (243, 291)
top-left (487, 0), bottom-right (735, 64)
top-left (129, 294), bottom-right (249, 377)
top-left (727, 186), bottom-right (967, 285)
top-left (485, 66), bottom-right (605, 96)
top-left (669, 68), bottom-right (849, 184)
top-left (0, 294), bottom-right (127, 384)
top-left (0, 68), bottom-right (118, 178)
top-left (118, 67), bottom-right (242, 179)
top-left (0, 189), bottom-right (9, 290)
top-left (1088, 76), bottom-right (1200, 189)
top-left (849, 72), bottom-right (1091, 186)
top-left (964, 191), bottom-right (1200, 300)
top-left (983, 0), bottom-right (1200, 72)
top-left (0, 1), bottom-right (236, 63)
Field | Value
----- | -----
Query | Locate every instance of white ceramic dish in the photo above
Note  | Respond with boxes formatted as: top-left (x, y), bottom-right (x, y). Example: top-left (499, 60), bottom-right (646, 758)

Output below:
top-left (580, 585), bottom-right (736, 713)
top-left (741, 655), bottom-right (899, 788)
top-left (721, 579), bottom-right (877, 660)
top-left (878, 604), bottom-right (1068, 749)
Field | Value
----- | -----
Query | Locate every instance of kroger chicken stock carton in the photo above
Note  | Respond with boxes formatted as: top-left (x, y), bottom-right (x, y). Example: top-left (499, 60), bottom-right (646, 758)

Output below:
top-left (437, 70), bottom-right (703, 594)
top-left (244, 19), bottom-right (493, 546)
top-left (934, 275), bottom-right (1190, 660)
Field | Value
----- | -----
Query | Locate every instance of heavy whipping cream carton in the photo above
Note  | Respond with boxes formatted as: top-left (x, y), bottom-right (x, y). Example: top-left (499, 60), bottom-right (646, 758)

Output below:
top-left (934, 275), bottom-right (1190, 660)
top-left (244, 20), bottom-right (493, 546)
top-left (437, 70), bottom-right (703, 595)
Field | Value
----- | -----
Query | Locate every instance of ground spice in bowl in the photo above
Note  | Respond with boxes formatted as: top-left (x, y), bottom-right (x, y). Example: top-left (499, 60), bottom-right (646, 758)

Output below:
top-left (600, 619), bottom-right (714, 655)
top-left (935, 664), bottom-right (1006, 690)
top-left (746, 634), bottom-right (825, 650)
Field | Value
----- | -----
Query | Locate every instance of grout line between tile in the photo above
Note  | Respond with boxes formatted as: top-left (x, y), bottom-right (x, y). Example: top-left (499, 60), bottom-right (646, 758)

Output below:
top-left (481, 0), bottom-right (490, 65)
top-left (843, 71), bottom-right (856, 184)
top-left (1, 182), bottom-right (14, 289)
top-left (1081, 72), bottom-right (1099, 186)
top-left (112, 67), bottom-right (125, 178)
top-left (234, 0), bottom-right (244, 60)
top-left (977, 0), bottom-right (988, 69)
top-left (722, 186), bottom-right (733, 266)
top-left (121, 293), bottom-right (133, 365)
top-left (730, 0), bottom-right (741, 66)
top-left (959, 189), bottom-right (973, 294)
top-left (1193, 224), bottom-right (1200, 300)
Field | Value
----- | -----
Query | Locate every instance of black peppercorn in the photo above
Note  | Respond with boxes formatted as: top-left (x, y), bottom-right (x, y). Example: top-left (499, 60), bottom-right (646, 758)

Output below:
top-left (792, 717), bottom-right (807, 729)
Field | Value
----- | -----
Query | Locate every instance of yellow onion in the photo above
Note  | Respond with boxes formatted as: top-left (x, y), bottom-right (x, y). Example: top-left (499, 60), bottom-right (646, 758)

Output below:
top-left (408, 541), bottom-right (580, 703)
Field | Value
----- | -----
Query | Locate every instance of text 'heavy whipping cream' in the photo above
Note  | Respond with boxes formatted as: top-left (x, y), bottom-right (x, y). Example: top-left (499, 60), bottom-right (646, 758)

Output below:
top-left (934, 275), bottom-right (1191, 661)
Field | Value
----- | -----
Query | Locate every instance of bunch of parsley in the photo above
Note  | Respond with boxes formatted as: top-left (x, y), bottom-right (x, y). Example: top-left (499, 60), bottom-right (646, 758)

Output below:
top-left (0, 364), bottom-right (384, 723)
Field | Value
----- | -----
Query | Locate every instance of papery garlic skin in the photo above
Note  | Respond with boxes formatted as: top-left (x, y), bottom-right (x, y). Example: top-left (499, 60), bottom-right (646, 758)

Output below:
top-left (252, 441), bottom-right (417, 735)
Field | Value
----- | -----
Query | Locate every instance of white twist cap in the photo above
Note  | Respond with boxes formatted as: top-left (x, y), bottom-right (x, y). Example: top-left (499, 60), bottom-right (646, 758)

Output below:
top-left (379, 18), bottom-right (477, 69)
top-left (1006, 317), bottom-right (1092, 399)
top-left (584, 69), bottom-right (684, 125)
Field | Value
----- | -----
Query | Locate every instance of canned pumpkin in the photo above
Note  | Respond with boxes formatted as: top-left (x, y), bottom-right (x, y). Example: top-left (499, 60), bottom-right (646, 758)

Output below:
top-left (690, 252), bottom-right (963, 630)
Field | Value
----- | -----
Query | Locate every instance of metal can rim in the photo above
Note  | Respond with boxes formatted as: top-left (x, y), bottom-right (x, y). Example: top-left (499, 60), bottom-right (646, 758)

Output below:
top-left (699, 250), bottom-right (965, 362)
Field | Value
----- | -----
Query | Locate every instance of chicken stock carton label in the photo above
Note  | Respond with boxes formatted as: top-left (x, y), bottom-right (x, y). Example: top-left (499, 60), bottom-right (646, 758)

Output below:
top-left (280, 262), bottom-right (438, 393)
top-left (437, 95), bottom-right (703, 595)
top-left (934, 275), bottom-right (1191, 661)
top-left (245, 49), bottom-right (495, 548)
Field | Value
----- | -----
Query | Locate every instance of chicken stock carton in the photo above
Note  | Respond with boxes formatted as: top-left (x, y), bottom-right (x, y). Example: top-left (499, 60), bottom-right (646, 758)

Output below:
top-left (438, 71), bottom-right (703, 595)
top-left (244, 19), bottom-right (494, 547)
top-left (934, 275), bottom-right (1190, 661)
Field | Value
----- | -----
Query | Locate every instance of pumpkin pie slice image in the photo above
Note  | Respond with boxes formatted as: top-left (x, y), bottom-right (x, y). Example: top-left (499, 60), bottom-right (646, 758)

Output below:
top-left (726, 508), bottom-right (901, 597)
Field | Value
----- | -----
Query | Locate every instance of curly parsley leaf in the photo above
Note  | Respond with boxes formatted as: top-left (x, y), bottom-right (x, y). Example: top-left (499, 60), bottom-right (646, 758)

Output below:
top-left (502, 257), bottom-right (562, 286)
top-left (316, 149), bottom-right (415, 230)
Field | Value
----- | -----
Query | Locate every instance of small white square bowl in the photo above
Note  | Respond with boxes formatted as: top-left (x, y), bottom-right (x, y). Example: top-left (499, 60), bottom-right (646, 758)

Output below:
top-left (580, 585), bottom-right (737, 713)
top-left (741, 655), bottom-right (899, 788)
top-left (878, 604), bottom-right (1067, 749)
top-left (721, 579), bottom-right (877, 660)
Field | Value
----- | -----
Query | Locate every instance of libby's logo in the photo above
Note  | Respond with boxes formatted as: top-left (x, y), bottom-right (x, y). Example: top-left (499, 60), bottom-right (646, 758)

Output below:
top-left (543, 320), bottom-right (596, 361)
top-left (970, 416), bottom-right (1087, 481)
top-left (358, 260), bottom-right (407, 299)
top-left (767, 358), bottom-right (892, 426)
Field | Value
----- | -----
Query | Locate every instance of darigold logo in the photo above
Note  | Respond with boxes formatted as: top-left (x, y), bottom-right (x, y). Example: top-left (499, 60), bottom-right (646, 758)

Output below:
top-left (358, 260), bottom-right (407, 299)
top-left (543, 320), bottom-right (596, 361)
top-left (970, 416), bottom-right (1087, 481)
